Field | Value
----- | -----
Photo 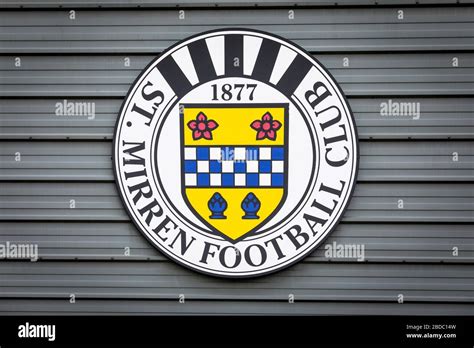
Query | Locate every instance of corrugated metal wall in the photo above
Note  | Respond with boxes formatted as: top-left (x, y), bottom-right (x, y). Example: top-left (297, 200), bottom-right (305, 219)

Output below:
top-left (0, 1), bottom-right (473, 315)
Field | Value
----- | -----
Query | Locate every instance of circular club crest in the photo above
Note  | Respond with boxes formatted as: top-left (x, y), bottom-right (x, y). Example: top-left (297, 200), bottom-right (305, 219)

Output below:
top-left (113, 29), bottom-right (358, 277)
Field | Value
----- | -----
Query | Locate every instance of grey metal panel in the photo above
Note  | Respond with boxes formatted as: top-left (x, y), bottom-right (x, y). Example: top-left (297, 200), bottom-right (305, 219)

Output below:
top-left (2, 0), bottom-right (467, 9)
top-left (0, 182), bottom-right (472, 222)
top-left (0, 222), bottom-right (472, 262)
top-left (351, 97), bottom-right (474, 140)
top-left (2, 53), bottom-right (473, 97)
top-left (0, 0), bottom-right (375, 8)
top-left (0, 8), bottom-right (473, 53)
top-left (1, 299), bottom-right (472, 316)
top-left (2, 7), bottom-right (472, 24)
top-left (3, 23), bottom-right (472, 40)
top-left (1, 141), bottom-right (472, 181)
top-left (0, 262), bottom-right (472, 302)
top-left (1, 97), bottom-right (472, 140)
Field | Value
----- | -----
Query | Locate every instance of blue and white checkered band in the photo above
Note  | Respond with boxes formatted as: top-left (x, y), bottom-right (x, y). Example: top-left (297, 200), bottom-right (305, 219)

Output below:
top-left (183, 146), bottom-right (285, 188)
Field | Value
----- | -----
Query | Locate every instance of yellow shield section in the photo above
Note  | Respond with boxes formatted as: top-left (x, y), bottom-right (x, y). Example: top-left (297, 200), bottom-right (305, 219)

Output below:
top-left (185, 188), bottom-right (284, 241)
top-left (181, 104), bottom-right (288, 242)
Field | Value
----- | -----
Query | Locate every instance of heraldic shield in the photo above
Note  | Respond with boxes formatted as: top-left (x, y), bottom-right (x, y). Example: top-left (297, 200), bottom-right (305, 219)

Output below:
top-left (180, 103), bottom-right (289, 242)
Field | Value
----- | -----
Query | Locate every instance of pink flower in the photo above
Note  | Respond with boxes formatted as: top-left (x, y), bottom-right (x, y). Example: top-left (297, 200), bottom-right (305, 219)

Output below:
top-left (187, 112), bottom-right (218, 140)
top-left (250, 112), bottom-right (282, 141)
